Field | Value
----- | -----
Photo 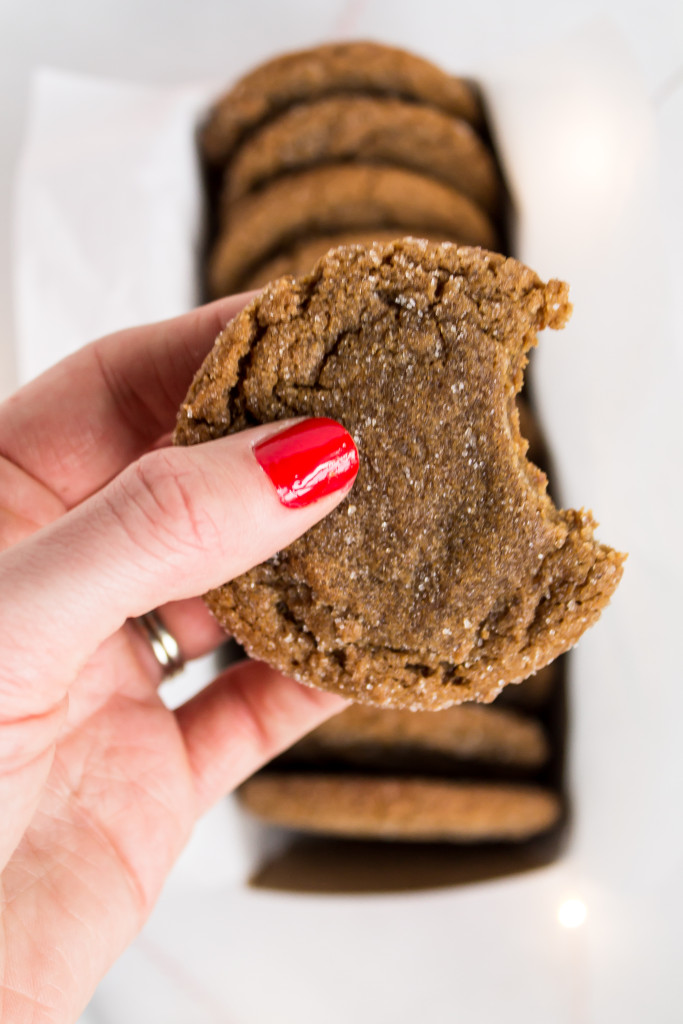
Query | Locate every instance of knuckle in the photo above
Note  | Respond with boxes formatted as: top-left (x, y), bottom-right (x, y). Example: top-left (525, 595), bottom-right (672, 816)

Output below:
top-left (109, 450), bottom-right (223, 561)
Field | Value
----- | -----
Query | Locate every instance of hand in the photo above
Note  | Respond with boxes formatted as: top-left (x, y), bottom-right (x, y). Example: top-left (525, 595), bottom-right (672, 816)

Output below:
top-left (0, 297), bottom-right (356, 1023)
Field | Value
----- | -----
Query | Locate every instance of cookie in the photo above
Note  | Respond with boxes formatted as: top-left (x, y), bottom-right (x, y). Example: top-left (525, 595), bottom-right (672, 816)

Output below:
top-left (242, 229), bottom-right (452, 291)
top-left (239, 774), bottom-right (561, 842)
top-left (285, 702), bottom-right (549, 769)
top-left (209, 165), bottom-right (498, 296)
top-left (201, 41), bottom-right (481, 167)
top-left (226, 96), bottom-right (501, 213)
top-left (175, 240), bottom-right (625, 709)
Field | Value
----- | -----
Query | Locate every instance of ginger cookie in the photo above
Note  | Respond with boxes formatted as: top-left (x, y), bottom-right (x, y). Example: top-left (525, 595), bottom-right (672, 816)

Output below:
top-left (226, 95), bottom-right (501, 213)
top-left (239, 774), bottom-right (561, 842)
top-left (175, 240), bottom-right (624, 710)
top-left (201, 41), bottom-right (481, 167)
top-left (242, 229), bottom-right (452, 290)
top-left (208, 165), bottom-right (498, 296)
top-left (285, 702), bottom-right (549, 769)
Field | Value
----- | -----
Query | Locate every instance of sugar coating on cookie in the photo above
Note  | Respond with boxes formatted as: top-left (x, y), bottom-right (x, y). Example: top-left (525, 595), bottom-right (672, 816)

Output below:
top-left (175, 240), bottom-right (625, 710)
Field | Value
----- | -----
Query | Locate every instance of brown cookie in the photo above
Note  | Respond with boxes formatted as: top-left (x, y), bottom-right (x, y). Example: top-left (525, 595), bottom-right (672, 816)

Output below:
top-left (226, 96), bottom-right (501, 213)
top-left (201, 41), bottom-right (482, 167)
top-left (286, 702), bottom-right (549, 769)
top-left (239, 774), bottom-right (562, 842)
top-left (208, 165), bottom-right (499, 296)
top-left (175, 240), bottom-right (625, 710)
top-left (242, 229), bottom-right (452, 290)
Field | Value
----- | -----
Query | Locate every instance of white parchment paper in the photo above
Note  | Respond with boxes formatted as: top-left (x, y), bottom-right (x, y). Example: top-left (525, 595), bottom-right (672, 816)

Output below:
top-left (13, 69), bottom-right (216, 383)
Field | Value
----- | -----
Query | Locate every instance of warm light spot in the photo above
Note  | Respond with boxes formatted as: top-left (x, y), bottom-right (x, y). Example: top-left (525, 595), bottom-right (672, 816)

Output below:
top-left (558, 898), bottom-right (587, 929)
top-left (564, 123), bottom-right (615, 189)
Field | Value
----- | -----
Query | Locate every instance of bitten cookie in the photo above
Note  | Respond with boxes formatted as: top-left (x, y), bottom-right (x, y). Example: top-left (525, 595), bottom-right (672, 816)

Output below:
top-left (239, 774), bottom-right (561, 842)
top-left (226, 96), bottom-right (501, 213)
top-left (175, 240), bottom-right (625, 710)
top-left (201, 41), bottom-right (481, 166)
top-left (209, 165), bottom-right (499, 296)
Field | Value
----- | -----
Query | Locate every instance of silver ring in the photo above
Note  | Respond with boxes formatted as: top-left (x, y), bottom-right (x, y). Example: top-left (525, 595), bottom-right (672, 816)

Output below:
top-left (135, 610), bottom-right (185, 679)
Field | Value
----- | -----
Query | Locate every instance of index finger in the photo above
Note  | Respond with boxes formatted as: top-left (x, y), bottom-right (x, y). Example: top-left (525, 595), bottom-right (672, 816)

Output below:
top-left (0, 293), bottom-right (253, 508)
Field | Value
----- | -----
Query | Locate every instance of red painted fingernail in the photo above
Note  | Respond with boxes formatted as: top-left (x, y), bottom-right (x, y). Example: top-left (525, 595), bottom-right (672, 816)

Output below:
top-left (254, 418), bottom-right (359, 509)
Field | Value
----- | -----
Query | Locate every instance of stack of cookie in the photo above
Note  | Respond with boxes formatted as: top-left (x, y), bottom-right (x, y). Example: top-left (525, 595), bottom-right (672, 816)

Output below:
top-left (242, 676), bottom-right (563, 844)
top-left (199, 43), bottom-right (567, 854)
top-left (201, 41), bottom-right (506, 297)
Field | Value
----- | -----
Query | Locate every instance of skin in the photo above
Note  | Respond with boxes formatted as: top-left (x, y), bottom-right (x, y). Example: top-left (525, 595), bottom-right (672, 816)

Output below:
top-left (0, 295), bottom-right (352, 1023)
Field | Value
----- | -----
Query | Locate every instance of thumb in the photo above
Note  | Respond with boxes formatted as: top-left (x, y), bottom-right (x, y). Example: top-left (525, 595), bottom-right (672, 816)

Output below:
top-left (0, 417), bottom-right (358, 717)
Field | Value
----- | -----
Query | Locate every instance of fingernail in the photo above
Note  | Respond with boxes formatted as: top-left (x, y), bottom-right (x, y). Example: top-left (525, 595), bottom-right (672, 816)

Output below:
top-left (254, 418), bottom-right (359, 509)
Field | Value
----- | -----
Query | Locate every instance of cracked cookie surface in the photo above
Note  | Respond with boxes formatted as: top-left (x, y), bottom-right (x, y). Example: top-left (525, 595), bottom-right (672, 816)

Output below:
top-left (174, 240), bottom-right (625, 709)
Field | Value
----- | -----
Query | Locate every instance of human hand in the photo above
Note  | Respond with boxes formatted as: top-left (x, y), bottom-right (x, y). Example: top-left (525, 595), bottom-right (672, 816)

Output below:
top-left (0, 296), bottom-right (357, 1023)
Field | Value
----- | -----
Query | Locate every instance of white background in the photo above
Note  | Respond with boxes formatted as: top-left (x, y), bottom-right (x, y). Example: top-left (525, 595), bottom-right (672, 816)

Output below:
top-left (1, 2), bottom-right (683, 1023)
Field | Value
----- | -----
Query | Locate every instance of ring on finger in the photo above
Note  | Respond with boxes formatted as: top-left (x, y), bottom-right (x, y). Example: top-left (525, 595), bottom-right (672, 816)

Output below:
top-left (134, 610), bottom-right (185, 679)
